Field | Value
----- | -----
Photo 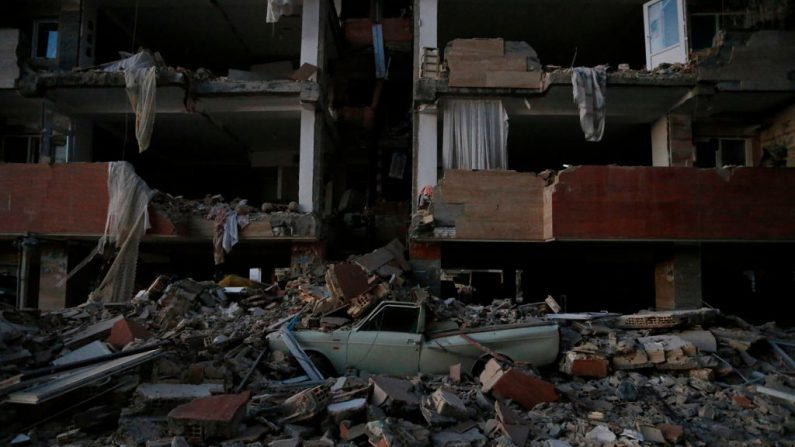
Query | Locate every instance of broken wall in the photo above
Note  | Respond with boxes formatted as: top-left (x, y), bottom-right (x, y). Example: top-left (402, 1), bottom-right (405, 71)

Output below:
top-left (696, 31), bottom-right (795, 90)
top-left (431, 170), bottom-right (551, 241)
top-left (760, 104), bottom-right (795, 166)
top-left (552, 166), bottom-right (795, 240)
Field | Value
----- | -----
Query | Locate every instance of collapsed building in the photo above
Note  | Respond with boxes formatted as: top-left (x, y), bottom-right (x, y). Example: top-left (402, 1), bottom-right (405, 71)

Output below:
top-left (1, 0), bottom-right (795, 445)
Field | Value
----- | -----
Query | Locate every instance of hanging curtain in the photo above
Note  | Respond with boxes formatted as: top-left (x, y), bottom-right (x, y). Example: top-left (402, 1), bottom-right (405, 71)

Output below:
top-left (442, 99), bottom-right (509, 170)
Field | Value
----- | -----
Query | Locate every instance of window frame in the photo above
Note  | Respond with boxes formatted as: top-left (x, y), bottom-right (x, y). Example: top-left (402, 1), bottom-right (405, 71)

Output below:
top-left (32, 19), bottom-right (59, 60)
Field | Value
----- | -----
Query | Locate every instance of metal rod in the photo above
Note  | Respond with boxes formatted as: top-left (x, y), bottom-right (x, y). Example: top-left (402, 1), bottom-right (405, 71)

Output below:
top-left (235, 348), bottom-right (267, 393)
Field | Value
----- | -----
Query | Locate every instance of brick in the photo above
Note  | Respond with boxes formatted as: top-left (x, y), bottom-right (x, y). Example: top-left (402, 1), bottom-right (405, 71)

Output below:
top-left (659, 424), bottom-right (684, 443)
top-left (732, 395), bottom-right (754, 408)
top-left (168, 391), bottom-right (251, 442)
top-left (408, 242), bottom-right (441, 260)
top-left (325, 262), bottom-right (369, 300)
top-left (106, 319), bottom-right (152, 350)
top-left (479, 359), bottom-right (558, 410)
top-left (569, 358), bottom-right (609, 378)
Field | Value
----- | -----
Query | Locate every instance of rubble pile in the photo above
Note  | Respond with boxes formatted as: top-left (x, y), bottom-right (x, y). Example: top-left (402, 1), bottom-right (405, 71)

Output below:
top-left (1, 244), bottom-right (795, 446)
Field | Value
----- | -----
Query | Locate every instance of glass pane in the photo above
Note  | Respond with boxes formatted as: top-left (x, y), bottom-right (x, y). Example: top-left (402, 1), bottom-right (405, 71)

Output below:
top-left (649, 0), bottom-right (680, 54)
top-left (35, 22), bottom-right (59, 59)
top-left (360, 306), bottom-right (419, 333)
top-left (46, 31), bottom-right (58, 58)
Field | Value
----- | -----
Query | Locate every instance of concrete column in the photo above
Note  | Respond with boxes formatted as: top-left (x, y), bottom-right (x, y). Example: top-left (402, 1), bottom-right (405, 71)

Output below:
top-left (417, 0), bottom-right (438, 62)
top-left (38, 243), bottom-right (68, 310)
top-left (57, 0), bottom-right (82, 71)
top-left (651, 115), bottom-right (669, 166)
top-left (298, 0), bottom-right (325, 213)
top-left (414, 107), bottom-right (438, 207)
top-left (16, 237), bottom-right (37, 309)
top-left (668, 113), bottom-right (695, 167)
top-left (650, 113), bottom-right (695, 167)
top-left (409, 241), bottom-right (441, 296)
top-left (412, 0), bottom-right (438, 207)
top-left (655, 245), bottom-right (702, 310)
top-left (78, 0), bottom-right (97, 68)
top-left (299, 108), bottom-right (321, 212)
top-left (70, 118), bottom-right (93, 161)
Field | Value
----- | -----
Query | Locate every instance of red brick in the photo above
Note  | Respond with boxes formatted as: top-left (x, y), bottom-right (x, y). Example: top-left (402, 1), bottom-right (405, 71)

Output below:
top-left (732, 395), bottom-right (754, 408)
top-left (480, 360), bottom-right (558, 410)
top-left (409, 242), bottom-right (441, 260)
top-left (344, 18), bottom-right (412, 47)
top-left (168, 391), bottom-right (251, 441)
top-left (568, 358), bottom-right (609, 378)
top-left (106, 319), bottom-right (153, 350)
top-left (0, 163), bottom-right (177, 237)
top-left (169, 391), bottom-right (250, 423)
top-left (553, 166), bottom-right (795, 240)
top-left (659, 424), bottom-right (684, 443)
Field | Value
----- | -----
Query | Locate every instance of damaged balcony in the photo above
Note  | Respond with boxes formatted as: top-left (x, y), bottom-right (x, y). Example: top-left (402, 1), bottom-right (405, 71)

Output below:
top-left (414, 166), bottom-right (795, 243)
top-left (0, 162), bottom-right (321, 242)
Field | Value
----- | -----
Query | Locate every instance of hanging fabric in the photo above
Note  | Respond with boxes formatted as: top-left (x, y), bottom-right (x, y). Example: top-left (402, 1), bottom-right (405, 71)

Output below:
top-left (572, 66), bottom-right (607, 142)
top-left (442, 99), bottom-right (509, 170)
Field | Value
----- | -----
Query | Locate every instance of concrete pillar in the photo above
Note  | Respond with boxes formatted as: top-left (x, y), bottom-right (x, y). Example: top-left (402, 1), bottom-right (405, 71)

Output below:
top-left (668, 113), bottom-right (695, 167)
top-left (417, 0), bottom-right (438, 63)
top-left (412, 0), bottom-right (438, 206)
top-left (298, 0), bottom-right (325, 213)
top-left (57, 0), bottom-right (82, 71)
top-left (650, 113), bottom-right (695, 167)
top-left (414, 107), bottom-right (438, 208)
top-left (78, 0), bottom-right (97, 68)
top-left (38, 243), bottom-right (68, 310)
top-left (409, 241), bottom-right (441, 296)
top-left (651, 115), bottom-right (669, 166)
top-left (16, 237), bottom-right (38, 309)
top-left (655, 245), bottom-right (702, 310)
top-left (70, 117), bottom-right (93, 161)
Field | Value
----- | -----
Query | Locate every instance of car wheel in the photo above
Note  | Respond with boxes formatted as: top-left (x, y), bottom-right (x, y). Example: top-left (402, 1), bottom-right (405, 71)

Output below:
top-left (307, 351), bottom-right (337, 378)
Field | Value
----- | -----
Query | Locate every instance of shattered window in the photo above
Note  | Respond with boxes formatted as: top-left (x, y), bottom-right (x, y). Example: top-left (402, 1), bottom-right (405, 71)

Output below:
top-left (359, 305), bottom-right (420, 333)
top-left (648, 0), bottom-right (680, 53)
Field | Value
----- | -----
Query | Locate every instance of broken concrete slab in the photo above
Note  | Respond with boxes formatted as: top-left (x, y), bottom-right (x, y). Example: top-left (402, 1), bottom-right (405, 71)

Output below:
top-left (167, 391), bottom-right (251, 442)
top-left (370, 376), bottom-right (420, 409)
top-left (52, 340), bottom-right (112, 366)
top-left (325, 262), bottom-right (369, 301)
top-left (136, 383), bottom-right (224, 403)
top-left (107, 318), bottom-right (153, 349)
top-left (479, 359), bottom-right (558, 410)
top-left (326, 397), bottom-right (367, 422)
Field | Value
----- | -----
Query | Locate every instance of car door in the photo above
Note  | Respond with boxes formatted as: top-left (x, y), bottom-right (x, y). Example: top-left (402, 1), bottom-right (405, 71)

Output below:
top-left (345, 303), bottom-right (422, 375)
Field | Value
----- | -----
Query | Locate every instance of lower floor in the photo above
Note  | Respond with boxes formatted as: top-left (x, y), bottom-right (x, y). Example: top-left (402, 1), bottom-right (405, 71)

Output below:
top-left (411, 241), bottom-right (795, 326)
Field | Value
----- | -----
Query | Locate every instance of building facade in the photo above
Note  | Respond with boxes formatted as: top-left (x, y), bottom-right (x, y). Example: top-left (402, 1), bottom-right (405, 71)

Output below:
top-left (1, 0), bottom-right (794, 321)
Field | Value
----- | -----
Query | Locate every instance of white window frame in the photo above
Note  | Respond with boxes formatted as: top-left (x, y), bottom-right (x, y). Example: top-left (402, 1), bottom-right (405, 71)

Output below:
top-left (643, 0), bottom-right (688, 69)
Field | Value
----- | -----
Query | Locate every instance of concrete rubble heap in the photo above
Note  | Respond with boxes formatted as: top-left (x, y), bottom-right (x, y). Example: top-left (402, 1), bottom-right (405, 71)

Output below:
top-left (1, 244), bottom-right (795, 446)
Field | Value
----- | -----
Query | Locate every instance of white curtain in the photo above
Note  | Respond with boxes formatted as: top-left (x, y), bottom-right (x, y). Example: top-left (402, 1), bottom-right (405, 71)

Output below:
top-left (442, 99), bottom-right (509, 170)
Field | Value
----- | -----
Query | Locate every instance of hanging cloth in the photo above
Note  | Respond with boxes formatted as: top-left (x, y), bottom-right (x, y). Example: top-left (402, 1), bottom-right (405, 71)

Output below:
top-left (442, 99), bottom-right (509, 170)
top-left (572, 66), bottom-right (607, 142)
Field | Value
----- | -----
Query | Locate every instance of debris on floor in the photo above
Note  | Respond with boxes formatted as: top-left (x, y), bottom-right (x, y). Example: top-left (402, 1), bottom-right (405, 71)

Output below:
top-left (1, 243), bottom-right (794, 445)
